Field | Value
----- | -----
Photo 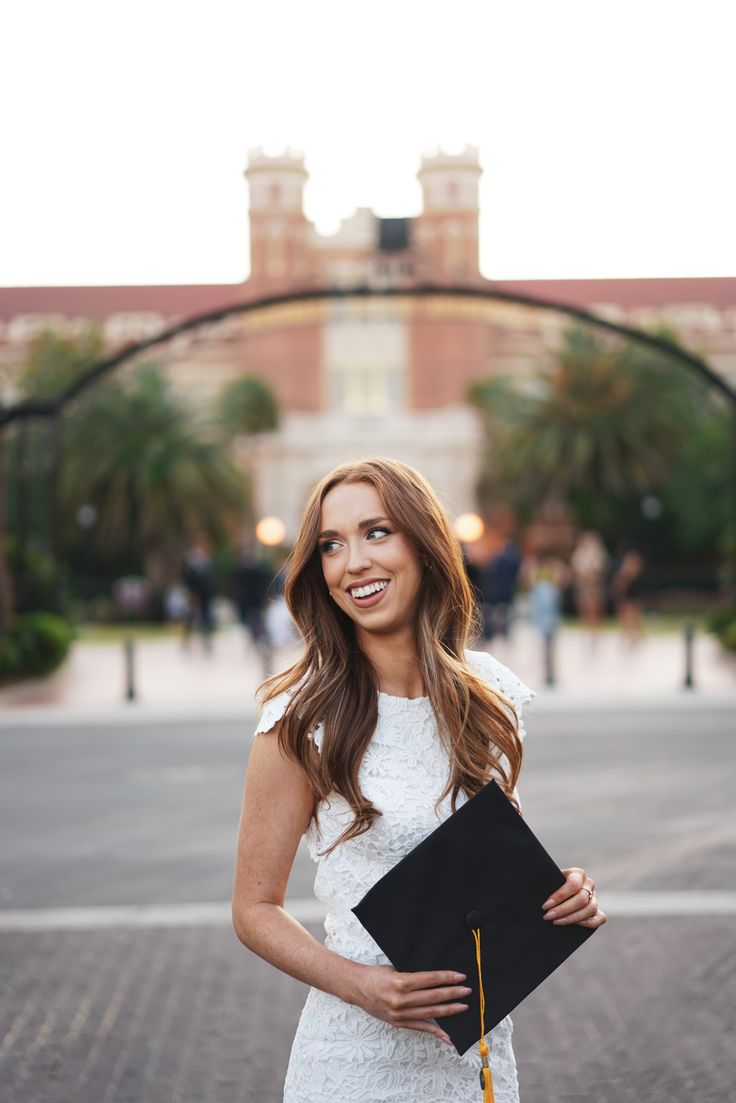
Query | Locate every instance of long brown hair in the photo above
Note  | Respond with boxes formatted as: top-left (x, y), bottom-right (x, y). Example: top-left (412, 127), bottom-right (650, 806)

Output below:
top-left (256, 457), bottom-right (523, 857)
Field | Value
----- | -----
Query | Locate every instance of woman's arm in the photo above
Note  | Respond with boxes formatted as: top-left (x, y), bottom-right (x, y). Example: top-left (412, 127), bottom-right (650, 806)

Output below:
top-left (231, 722), bottom-right (363, 1004)
top-left (232, 722), bottom-right (475, 1044)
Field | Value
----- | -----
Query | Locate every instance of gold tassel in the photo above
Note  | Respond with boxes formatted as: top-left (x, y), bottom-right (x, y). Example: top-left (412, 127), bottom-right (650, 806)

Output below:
top-left (471, 927), bottom-right (495, 1102)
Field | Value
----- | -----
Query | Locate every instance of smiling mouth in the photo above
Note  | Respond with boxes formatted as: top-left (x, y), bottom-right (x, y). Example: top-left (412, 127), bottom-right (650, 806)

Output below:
top-left (347, 579), bottom-right (391, 606)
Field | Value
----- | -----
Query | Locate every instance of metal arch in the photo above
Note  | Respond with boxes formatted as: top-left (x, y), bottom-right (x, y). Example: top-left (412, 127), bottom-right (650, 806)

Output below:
top-left (1, 282), bottom-right (735, 425)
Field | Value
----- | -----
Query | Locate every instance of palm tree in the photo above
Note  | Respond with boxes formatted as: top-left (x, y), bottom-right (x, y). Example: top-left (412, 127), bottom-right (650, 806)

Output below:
top-left (0, 327), bottom-right (107, 637)
top-left (60, 363), bottom-right (247, 587)
top-left (468, 325), bottom-right (693, 517)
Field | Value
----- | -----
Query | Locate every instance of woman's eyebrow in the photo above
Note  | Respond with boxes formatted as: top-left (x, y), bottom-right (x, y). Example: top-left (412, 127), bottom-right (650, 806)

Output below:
top-left (318, 516), bottom-right (391, 540)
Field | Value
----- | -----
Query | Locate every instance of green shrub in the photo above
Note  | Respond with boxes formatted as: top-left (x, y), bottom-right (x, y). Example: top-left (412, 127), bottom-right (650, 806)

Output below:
top-left (704, 605), bottom-right (735, 635)
top-left (704, 604), bottom-right (736, 653)
top-left (4, 536), bottom-right (65, 615)
top-left (0, 612), bottom-right (76, 680)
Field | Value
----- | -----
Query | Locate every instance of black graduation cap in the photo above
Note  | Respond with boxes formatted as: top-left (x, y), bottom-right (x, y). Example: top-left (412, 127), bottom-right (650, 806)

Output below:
top-left (352, 779), bottom-right (598, 1090)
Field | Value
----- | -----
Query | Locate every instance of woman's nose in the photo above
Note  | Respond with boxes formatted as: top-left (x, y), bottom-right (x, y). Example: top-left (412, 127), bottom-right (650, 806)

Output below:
top-left (346, 542), bottom-right (371, 572)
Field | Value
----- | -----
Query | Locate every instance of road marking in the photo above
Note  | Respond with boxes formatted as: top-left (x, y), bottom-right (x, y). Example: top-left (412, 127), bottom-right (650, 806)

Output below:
top-left (0, 892), bottom-right (734, 931)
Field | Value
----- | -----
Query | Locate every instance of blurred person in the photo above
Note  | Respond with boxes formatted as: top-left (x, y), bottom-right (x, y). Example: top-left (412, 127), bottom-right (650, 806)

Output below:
top-left (570, 530), bottom-right (609, 641)
top-left (232, 457), bottom-right (605, 1103)
top-left (182, 535), bottom-right (216, 652)
top-left (163, 582), bottom-right (191, 625)
top-left (610, 545), bottom-right (646, 648)
top-left (482, 537), bottom-right (522, 643)
top-left (233, 545), bottom-right (274, 669)
top-left (525, 553), bottom-right (570, 685)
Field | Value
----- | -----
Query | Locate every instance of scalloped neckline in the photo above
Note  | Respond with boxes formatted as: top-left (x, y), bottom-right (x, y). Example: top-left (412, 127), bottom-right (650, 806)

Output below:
top-left (377, 690), bottom-right (430, 704)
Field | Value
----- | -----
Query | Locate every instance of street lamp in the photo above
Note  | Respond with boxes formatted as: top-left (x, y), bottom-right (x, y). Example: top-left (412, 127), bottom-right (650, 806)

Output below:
top-left (454, 512), bottom-right (485, 544)
top-left (256, 515), bottom-right (286, 547)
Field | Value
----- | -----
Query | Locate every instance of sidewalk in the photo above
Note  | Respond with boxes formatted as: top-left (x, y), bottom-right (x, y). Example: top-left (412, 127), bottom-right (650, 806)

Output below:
top-left (0, 619), bottom-right (734, 722)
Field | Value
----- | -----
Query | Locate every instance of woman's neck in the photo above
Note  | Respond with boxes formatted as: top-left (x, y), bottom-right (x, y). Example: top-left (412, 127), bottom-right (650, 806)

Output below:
top-left (356, 626), bottom-right (425, 698)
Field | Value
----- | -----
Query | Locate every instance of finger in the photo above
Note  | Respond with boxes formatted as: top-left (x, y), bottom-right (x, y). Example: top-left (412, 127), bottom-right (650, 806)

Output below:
top-left (393, 998), bottom-right (470, 1020)
top-left (400, 970), bottom-right (467, 990)
top-left (543, 887), bottom-right (596, 921)
top-left (402, 1019), bottom-right (453, 1044)
top-left (576, 909), bottom-right (607, 928)
top-left (554, 901), bottom-right (604, 927)
top-left (543, 868), bottom-right (585, 910)
top-left (399, 984), bottom-right (472, 1009)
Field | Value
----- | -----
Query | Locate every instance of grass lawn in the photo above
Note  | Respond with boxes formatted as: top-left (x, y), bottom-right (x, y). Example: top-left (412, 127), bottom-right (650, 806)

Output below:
top-left (75, 623), bottom-right (183, 644)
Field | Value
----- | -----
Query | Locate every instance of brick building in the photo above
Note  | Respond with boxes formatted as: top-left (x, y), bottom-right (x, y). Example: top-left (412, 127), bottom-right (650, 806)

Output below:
top-left (1, 146), bottom-right (734, 540)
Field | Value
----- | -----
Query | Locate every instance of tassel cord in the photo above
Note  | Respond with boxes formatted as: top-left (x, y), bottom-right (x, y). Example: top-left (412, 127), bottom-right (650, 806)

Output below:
top-left (471, 926), bottom-right (495, 1103)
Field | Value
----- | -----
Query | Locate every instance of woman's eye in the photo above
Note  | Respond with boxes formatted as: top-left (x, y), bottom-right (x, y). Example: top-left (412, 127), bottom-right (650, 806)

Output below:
top-left (319, 527), bottom-right (391, 554)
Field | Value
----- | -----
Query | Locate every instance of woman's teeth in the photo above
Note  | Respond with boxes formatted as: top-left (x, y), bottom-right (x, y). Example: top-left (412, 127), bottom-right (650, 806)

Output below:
top-left (351, 580), bottom-right (389, 598)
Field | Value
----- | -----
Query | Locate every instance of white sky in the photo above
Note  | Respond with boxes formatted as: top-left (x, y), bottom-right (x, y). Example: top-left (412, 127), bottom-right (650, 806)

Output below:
top-left (2, 0), bottom-right (734, 287)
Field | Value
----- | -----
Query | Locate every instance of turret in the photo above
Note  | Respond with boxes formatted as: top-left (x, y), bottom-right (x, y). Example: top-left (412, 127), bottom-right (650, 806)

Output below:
top-left (416, 146), bottom-right (482, 280)
top-left (244, 148), bottom-right (312, 288)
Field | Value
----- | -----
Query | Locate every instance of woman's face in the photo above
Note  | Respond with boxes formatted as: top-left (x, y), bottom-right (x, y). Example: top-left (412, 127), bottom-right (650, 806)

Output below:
top-left (318, 481), bottom-right (424, 634)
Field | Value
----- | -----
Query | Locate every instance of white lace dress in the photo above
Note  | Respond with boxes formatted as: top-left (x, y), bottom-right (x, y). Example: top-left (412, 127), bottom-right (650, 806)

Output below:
top-left (254, 648), bottom-right (536, 1103)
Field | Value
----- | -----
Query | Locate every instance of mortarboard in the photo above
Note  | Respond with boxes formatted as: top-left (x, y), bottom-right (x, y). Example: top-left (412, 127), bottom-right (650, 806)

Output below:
top-left (352, 779), bottom-right (598, 1099)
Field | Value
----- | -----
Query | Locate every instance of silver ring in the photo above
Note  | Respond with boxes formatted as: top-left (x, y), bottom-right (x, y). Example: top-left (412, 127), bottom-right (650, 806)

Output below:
top-left (583, 887), bottom-right (593, 903)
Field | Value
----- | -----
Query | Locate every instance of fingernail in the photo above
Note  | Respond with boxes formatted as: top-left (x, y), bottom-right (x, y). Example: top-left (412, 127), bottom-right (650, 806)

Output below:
top-left (454, 973), bottom-right (467, 980)
top-left (543, 910), bottom-right (556, 920)
top-left (542, 899), bottom-right (554, 909)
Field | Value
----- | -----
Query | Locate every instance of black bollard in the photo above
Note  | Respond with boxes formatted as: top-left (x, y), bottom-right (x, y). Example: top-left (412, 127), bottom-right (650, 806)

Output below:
top-left (124, 636), bottom-right (136, 701)
top-left (683, 620), bottom-right (695, 690)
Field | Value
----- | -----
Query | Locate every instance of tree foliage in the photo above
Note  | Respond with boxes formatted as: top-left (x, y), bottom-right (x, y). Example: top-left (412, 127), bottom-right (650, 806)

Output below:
top-left (20, 326), bottom-right (105, 399)
top-left (217, 374), bottom-right (279, 438)
top-left (469, 324), bottom-right (731, 563)
top-left (60, 364), bottom-right (248, 585)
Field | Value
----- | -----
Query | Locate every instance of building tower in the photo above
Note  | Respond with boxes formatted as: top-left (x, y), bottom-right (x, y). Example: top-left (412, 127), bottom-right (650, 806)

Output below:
top-left (415, 146), bottom-right (482, 281)
top-left (243, 148), bottom-right (312, 291)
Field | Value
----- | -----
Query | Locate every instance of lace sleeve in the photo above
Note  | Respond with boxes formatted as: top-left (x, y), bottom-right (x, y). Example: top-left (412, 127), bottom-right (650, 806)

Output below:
top-left (466, 649), bottom-right (535, 813)
top-left (254, 686), bottom-right (325, 751)
top-left (254, 689), bottom-right (292, 735)
top-left (466, 648), bottom-right (535, 742)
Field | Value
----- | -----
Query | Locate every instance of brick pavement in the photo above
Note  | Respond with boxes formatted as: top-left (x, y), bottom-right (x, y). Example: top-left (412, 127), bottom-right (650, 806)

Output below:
top-left (1, 915), bottom-right (734, 1102)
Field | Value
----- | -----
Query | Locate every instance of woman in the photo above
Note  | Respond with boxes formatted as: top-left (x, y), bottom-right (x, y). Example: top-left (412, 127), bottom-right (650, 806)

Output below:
top-left (610, 545), bottom-right (646, 648)
top-left (570, 530), bottom-right (609, 640)
top-left (232, 458), bottom-right (606, 1102)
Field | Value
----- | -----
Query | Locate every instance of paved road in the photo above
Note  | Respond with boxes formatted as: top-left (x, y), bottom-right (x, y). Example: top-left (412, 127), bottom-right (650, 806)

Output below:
top-left (1, 710), bottom-right (735, 1101)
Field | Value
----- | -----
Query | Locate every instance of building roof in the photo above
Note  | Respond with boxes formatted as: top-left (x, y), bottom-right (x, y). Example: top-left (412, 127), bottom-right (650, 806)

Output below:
top-left (0, 275), bottom-right (734, 324)
top-left (0, 283), bottom-right (248, 323)
top-left (491, 276), bottom-right (736, 310)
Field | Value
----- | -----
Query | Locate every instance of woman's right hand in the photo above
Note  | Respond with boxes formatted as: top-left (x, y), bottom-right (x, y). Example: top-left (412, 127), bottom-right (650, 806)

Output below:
top-left (347, 963), bottom-right (472, 1045)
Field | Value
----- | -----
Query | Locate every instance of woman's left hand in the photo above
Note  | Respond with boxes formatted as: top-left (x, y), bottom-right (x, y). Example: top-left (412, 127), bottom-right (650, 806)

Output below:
top-left (542, 867), bottom-right (607, 929)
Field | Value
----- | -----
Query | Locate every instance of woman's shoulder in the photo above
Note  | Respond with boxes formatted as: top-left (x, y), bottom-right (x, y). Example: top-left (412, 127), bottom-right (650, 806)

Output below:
top-left (254, 687), bottom-right (293, 735)
top-left (253, 674), bottom-right (325, 748)
top-left (464, 648), bottom-right (536, 725)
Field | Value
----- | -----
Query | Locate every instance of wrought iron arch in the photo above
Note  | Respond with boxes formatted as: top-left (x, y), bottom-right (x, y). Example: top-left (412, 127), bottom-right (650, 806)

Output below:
top-left (1, 283), bottom-right (735, 625)
top-left (1, 283), bottom-right (735, 423)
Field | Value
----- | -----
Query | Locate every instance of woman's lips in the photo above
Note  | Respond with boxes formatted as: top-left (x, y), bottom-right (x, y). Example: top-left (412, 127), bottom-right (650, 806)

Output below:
top-left (348, 579), bottom-right (391, 608)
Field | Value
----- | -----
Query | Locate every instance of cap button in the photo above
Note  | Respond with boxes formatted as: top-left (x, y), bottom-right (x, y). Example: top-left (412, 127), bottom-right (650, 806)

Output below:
top-left (465, 909), bottom-right (483, 929)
